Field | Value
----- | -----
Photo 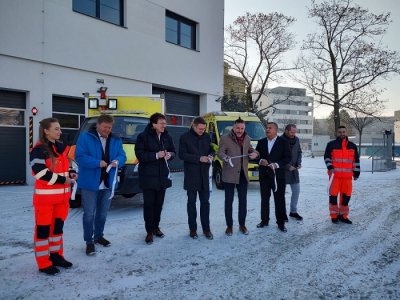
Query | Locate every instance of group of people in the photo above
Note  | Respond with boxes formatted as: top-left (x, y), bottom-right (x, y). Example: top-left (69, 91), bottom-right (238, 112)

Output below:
top-left (30, 114), bottom-right (360, 275)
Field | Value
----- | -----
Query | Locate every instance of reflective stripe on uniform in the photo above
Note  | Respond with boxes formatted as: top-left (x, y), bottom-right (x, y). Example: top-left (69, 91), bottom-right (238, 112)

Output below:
top-left (48, 173), bottom-right (58, 185)
top-left (35, 240), bottom-right (49, 247)
top-left (49, 236), bottom-right (62, 242)
top-left (332, 158), bottom-right (353, 163)
top-left (30, 159), bottom-right (46, 166)
top-left (49, 245), bottom-right (61, 252)
top-left (333, 168), bottom-right (353, 173)
top-left (34, 168), bottom-right (49, 180)
top-left (35, 250), bottom-right (49, 257)
top-left (325, 158), bottom-right (331, 162)
top-left (34, 188), bottom-right (71, 195)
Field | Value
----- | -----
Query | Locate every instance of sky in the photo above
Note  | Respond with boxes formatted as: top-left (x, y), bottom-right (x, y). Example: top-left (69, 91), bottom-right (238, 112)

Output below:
top-left (224, 0), bottom-right (400, 118)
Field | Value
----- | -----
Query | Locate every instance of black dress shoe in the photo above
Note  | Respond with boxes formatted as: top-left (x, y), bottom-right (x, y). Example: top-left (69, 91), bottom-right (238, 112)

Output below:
top-left (289, 212), bottom-right (303, 221)
top-left (203, 230), bottom-right (214, 240)
top-left (331, 218), bottom-right (339, 224)
top-left (278, 224), bottom-right (287, 232)
top-left (256, 222), bottom-right (268, 228)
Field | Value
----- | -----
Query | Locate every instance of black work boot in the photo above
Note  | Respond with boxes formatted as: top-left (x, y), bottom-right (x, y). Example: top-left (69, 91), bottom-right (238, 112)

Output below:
top-left (50, 253), bottom-right (73, 268)
top-left (39, 265), bottom-right (60, 275)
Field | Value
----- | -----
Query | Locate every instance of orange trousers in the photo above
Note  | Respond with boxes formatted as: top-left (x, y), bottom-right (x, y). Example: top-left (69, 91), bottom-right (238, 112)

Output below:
top-left (329, 177), bottom-right (352, 219)
top-left (33, 202), bottom-right (69, 269)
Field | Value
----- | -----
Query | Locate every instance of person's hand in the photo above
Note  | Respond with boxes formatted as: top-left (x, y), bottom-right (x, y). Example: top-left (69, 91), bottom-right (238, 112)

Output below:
top-left (158, 150), bottom-right (166, 159)
top-left (259, 159), bottom-right (268, 166)
top-left (200, 156), bottom-right (210, 163)
top-left (100, 160), bottom-right (108, 168)
top-left (207, 155), bottom-right (214, 163)
top-left (65, 177), bottom-right (73, 184)
top-left (268, 163), bottom-right (278, 170)
top-left (248, 152), bottom-right (258, 160)
top-left (353, 176), bottom-right (358, 181)
top-left (70, 173), bottom-right (78, 180)
top-left (111, 160), bottom-right (118, 167)
top-left (327, 169), bottom-right (333, 177)
top-left (289, 166), bottom-right (297, 171)
top-left (223, 156), bottom-right (231, 163)
top-left (165, 152), bottom-right (172, 160)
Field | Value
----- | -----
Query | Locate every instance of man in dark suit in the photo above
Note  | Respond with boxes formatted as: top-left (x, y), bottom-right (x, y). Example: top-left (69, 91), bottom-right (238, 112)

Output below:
top-left (256, 122), bottom-right (291, 232)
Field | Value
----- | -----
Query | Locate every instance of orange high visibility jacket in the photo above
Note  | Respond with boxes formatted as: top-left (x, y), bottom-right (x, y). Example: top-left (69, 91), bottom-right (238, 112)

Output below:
top-left (324, 137), bottom-right (360, 179)
top-left (30, 141), bottom-right (71, 205)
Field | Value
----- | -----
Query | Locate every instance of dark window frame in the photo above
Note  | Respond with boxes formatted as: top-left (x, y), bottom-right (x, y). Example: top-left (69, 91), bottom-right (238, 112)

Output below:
top-left (165, 10), bottom-right (197, 50)
top-left (73, 0), bottom-right (124, 27)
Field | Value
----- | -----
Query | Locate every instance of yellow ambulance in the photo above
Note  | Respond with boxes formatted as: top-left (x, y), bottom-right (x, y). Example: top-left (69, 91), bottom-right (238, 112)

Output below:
top-left (202, 111), bottom-right (265, 189)
top-left (69, 93), bottom-right (164, 205)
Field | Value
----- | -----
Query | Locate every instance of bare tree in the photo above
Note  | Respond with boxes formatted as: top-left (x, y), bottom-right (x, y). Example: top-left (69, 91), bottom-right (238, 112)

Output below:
top-left (224, 12), bottom-right (296, 113)
top-left (296, 0), bottom-right (400, 130)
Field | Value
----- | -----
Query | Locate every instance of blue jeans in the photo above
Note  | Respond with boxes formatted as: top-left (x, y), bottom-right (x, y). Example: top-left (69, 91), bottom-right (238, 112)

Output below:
top-left (187, 190), bottom-right (210, 231)
top-left (289, 183), bottom-right (300, 213)
top-left (81, 189), bottom-right (112, 244)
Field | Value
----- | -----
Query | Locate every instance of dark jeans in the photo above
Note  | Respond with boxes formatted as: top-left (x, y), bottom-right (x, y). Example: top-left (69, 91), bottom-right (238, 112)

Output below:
top-left (143, 189), bottom-right (166, 233)
top-left (187, 190), bottom-right (210, 231)
top-left (224, 171), bottom-right (248, 227)
top-left (259, 175), bottom-right (286, 226)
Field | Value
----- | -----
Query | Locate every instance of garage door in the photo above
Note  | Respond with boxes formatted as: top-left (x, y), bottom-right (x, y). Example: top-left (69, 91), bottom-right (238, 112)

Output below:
top-left (0, 90), bottom-right (26, 185)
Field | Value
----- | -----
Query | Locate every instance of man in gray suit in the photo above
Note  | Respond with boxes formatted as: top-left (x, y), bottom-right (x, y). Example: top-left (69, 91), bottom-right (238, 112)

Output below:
top-left (281, 124), bottom-right (303, 221)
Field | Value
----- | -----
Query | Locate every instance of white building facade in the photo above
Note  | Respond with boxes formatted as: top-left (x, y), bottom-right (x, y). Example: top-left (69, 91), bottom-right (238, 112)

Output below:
top-left (257, 87), bottom-right (314, 150)
top-left (0, 0), bottom-right (224, 184)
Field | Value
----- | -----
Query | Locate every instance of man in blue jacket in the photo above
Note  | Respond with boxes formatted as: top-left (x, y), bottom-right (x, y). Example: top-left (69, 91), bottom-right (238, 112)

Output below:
top-left (75, 114), bottom-right (126, 255)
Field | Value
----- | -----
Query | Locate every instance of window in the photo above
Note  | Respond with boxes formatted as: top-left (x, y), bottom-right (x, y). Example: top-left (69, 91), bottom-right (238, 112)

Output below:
top-left (73, 0), bottom-right (124, 26)
top-left (166, 10), bottom-right (196, 50)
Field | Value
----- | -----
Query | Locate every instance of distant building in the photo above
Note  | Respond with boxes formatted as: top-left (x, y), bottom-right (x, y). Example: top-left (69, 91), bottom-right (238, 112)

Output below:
top-left (256, 87), bottom-right (314, 150)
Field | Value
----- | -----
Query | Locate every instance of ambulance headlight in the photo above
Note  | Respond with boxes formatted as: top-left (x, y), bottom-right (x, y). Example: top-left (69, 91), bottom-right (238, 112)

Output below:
top-left (108, 98), bottom-right (117, 110)
top-left (89, 98), bottom-right (98, 109)
top-left (133, 163), bottom-right (139, 173)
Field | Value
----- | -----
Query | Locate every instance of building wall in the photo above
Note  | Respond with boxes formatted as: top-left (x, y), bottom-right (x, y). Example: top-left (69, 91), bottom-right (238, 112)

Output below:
top-left (0, 0), bottom-right (224, 184)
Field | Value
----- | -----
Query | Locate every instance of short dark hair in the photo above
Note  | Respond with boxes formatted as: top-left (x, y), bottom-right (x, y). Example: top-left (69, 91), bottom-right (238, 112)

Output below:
top-left (234, 117), bottom-right (245, 124)
top-left (97, 114), bottom-right (114, 124)
top-left (192, 117), bottom-right (206, 126)
top-left (285, 124), bottom-right (296, 131)
top-left (267, 122), bottom-right (278, 130)
top-left (150, 112), bottom-right (166, 125)
top-left (338, 125), bottom-right (346, 130)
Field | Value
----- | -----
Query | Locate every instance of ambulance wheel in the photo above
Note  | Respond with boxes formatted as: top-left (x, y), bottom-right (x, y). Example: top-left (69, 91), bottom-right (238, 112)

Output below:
top-left (122, 193), bottom-right (137, 198)
top-left (214, 165), bottom-right (224, 190)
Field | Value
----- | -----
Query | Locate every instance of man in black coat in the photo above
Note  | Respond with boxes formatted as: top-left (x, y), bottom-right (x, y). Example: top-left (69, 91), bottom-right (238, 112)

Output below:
top-left (256, 122), bottom-right (291, 232)
top-left (179, 117), bottom-right (214, 240)
top-left (135, 113), bottom-right (176, 244)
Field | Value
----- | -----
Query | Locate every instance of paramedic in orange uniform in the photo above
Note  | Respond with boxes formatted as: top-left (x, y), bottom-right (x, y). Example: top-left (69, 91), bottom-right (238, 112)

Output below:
top-left (324, 126), bottom-right (360, 224)
top-left (30, 118), bottom-right (77, 275)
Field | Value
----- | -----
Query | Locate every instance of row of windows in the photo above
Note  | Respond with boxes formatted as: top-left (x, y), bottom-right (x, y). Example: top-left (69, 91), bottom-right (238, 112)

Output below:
top-left (73, 1), bottom-right (197, 50)
top-left (274, 109), bottom-right (312, 116)
top-left (274, 119), bottom-right (312, 125)
top-left (273, 99), bottom-right (312, 107)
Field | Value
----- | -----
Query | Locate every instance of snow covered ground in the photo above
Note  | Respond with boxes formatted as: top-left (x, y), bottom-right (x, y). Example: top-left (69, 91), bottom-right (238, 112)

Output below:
top-left (0, 157), bottom-right (399, 300)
